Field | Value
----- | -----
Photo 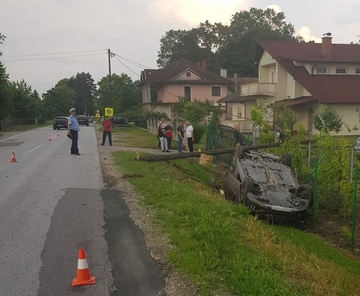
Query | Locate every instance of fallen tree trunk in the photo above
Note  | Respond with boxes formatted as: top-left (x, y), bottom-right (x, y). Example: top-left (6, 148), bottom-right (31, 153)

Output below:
top-left (137, 139), bottom-right (313, 162)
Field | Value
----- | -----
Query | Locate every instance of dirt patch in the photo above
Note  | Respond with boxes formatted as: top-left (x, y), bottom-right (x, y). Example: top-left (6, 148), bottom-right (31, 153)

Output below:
top-left (96, 127), bottom-right (200, 296)
top-left (306, 209), bottom-right (360, 255)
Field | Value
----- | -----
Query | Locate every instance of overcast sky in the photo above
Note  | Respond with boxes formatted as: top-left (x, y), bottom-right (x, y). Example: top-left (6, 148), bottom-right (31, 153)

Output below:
top-left (0, 0), bottom-right (359, 95)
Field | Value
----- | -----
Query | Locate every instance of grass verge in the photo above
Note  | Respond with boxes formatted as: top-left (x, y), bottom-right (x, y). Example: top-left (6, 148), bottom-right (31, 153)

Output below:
top-left (113, 151), bottom-right (360, 295)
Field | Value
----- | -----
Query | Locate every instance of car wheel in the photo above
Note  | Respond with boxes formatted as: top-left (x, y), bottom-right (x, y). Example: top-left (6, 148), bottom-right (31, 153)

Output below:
top-left (296, 184), bottom-right (313, 207)
top-left (86, 124), bottom-right (89, 126)
top-left (240, 177), bottom-right (254, 203)
top-left (283, 153), bottom-right (292, 167)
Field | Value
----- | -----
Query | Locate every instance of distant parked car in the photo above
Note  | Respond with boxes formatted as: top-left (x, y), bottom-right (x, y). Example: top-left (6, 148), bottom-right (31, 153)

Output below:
top-left (53, 116), bottom-right (68, 130)
top-left (77, 115), bottom-right (89, 126)
top-left (112, 116), bottom-right (127, 126)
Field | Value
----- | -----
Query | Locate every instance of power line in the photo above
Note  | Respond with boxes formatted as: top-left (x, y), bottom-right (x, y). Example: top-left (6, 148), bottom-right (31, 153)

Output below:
top-left (112, 52), bottom-right (151, 69)
top-left (2, 48), bottom-right (107, 58)
top-left (1, 52), bottom-right (105, 62)
top-left (112, 55), bottom-right (179, 99)
top-left (113, 55), bottom-right (140, 77)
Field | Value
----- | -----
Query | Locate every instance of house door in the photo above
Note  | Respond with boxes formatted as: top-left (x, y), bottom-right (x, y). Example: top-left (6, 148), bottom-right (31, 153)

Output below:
top-left (184, 86), bottom-right (191, 101)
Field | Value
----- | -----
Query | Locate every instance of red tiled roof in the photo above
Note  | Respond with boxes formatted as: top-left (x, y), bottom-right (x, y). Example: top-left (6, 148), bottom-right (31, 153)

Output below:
top-left (284, 96), bottom-right (315, 107)
top-left (139, 58), bottom-right (232, 86)
top-left (259, 41), bottom-right (360, 104)
top-left (259, 40), bottom-right (360, 63)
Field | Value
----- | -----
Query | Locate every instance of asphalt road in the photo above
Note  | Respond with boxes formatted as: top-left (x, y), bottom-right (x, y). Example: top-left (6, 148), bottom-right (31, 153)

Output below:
top-left (0, 125), bottom-right (165, 296)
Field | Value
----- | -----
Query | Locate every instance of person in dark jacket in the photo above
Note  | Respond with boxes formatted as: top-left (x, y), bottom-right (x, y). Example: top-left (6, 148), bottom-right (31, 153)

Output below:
top-left (157, 118), bottom-right (165, 149)
top-left (164, 120), bottom-right (173, 151)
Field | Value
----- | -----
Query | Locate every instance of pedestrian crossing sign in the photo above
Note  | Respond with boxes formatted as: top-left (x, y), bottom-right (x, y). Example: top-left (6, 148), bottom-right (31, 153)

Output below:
top-left (105, 108), bottom-right (113, 117)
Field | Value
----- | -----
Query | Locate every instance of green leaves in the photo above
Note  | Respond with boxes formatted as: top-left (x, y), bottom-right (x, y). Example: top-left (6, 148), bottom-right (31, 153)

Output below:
top-left (314, 106), bottom-right (344, 134)
top-left (42, 84), bottom-right (75, 119)
top-left (68, 72), bottom-right (96, 116)
top-left (157, 7), bottom-right (297, 76)
top-left (94, 73), bottom-right (141, 116)
top-left (172, 98), bottom-right (223, 124)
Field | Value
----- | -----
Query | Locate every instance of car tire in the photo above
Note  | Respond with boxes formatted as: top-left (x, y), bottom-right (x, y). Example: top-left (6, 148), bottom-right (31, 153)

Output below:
top-left (283, 153), bottom-right (292, 167)
top-left (86, 124), bottom-right (89, 126)
top-left (296, 184), bottom-right (313, 207)
top-left (240, 177), bottom-right (254, 203)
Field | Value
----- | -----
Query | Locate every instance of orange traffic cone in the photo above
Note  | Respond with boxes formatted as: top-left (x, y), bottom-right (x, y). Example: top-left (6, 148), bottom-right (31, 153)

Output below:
top-left (10, 151), bottom-right (17, 163)
top-left (57, 132), bottom-right (60, 137)
top-left (48, 135), bottom-right (52, 141)
top-left (72, 249), bottom-right (96, 287)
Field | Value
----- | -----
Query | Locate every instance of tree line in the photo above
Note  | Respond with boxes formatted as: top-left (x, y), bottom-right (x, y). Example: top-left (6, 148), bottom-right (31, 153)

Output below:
top-left (0, 33), bottom-right (142, 126)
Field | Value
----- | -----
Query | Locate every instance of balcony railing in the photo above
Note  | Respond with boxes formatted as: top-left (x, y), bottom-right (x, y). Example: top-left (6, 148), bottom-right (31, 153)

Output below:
top-left (241, 83), bottom-right (277, 96)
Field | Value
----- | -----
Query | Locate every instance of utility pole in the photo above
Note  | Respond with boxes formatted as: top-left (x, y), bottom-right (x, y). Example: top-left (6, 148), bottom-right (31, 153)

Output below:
top-left (108, 49), bottom-right (113, 107)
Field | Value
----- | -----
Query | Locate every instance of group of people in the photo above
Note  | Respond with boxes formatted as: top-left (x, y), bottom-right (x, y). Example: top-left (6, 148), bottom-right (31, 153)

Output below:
top-left (157, 118), bottom-right (194, 153)
top-left (67, 108), bottom-right (195, 156)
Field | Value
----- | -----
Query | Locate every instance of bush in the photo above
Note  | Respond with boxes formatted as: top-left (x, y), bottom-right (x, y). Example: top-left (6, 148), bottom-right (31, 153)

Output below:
top-left (193, 123), bottom-right (206, 144)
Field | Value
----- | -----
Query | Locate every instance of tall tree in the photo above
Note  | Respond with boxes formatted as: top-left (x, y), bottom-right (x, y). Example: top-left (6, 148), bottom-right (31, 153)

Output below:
top-left (68, 72), bottom-right (96, 115)
top-left (9, 80), bottom-right (34, 119)
top-left (157, 8), bottom-right (298, 76)
top-left (157, 21), bottom-right (227, 69)
top-left (0, 32), bottom-right (5, 56)
top-left (0, 33), bottom-right (12, 121)
top-left (0, 62), bottom-right (12, 121)
top-left (42, 84), bottom-right (75, 119)
top-left (95, 73), bottom-right (142, 116)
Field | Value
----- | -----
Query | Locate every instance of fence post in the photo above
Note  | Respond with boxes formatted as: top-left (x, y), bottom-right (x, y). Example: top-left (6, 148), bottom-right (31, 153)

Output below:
top-left (351, 148), bottom-right (355, 183)
top-left (351, 168), bottom-right (358, 251)
top-left (312, 157), bottom-right (319, 226)
top-left (308, 141), bottom-right (311, 168)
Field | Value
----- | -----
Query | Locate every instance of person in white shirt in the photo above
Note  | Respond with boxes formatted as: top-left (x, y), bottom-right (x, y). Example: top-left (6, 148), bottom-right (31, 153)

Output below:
top-left (185, 121), bottom-right (194, 152)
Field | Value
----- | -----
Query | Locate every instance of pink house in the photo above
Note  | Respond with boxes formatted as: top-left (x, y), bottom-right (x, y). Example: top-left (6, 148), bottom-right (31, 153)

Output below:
top-left (138, 58), bottom-right (232, 118)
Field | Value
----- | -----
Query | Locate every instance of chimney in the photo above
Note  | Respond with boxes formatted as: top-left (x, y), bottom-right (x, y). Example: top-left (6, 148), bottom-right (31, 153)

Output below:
top-left (322, 36), bottom-right (332, 59)
top-left (201, 60), bottom-right (206, 69)
top-left (234, 73), bottom-right (238, 92)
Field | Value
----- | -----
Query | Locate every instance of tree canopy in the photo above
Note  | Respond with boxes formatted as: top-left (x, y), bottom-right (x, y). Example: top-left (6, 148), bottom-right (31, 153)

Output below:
top-left (157, 8), bottom-right (299, 77)
top-left (42, 84), bottom-right (76, 119)
top-left (94, 73), bottom-right (142, 116)
top-left (68, 72), bottom-right (96, 116)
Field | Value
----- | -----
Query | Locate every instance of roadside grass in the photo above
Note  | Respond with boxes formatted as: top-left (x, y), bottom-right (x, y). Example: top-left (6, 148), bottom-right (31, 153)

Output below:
top-left (1, 120), bottom-right (53, 132)
top-left (113, 151), bottom-right (360, 295)
top-left (110, 126), bottom-right (208, 150)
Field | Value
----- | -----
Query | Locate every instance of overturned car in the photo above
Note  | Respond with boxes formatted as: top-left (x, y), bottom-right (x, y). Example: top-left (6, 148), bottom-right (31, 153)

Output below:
top-left (224, 148), bottom-right (313, 223)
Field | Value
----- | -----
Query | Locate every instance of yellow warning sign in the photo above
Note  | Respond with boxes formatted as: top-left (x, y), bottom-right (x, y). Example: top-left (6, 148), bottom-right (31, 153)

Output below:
top-left (104, 108), bottom-right (113, 117)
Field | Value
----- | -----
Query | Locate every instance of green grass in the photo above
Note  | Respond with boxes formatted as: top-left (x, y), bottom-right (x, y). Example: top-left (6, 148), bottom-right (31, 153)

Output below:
top-left (1, 120), bottom-right (53, 132)
top-left (113, 151), bottom-right (360, 295)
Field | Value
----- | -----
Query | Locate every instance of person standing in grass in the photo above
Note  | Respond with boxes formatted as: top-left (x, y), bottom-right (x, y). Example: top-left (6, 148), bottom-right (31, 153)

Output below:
top-left (186, 121), bottom-right (194, 152)
top-left (157, 118), bottom-right (165, 149)
top-left (101, 117), bottom-right (113, 146)
top-left (164, 120), bottom-right (173, 151)
top-left (177, 121), bottom-right (184, 153)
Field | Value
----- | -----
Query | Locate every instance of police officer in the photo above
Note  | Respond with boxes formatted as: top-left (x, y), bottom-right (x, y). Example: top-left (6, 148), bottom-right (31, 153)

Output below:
top-left (67, 108), bottom-right (80, 155)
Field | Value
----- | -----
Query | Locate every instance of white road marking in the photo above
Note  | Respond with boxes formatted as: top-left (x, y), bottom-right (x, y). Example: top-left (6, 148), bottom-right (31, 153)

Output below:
top-left (23, 144), bottom-right (44, 156)
top-left (0, 167), bottom-right (4, 171)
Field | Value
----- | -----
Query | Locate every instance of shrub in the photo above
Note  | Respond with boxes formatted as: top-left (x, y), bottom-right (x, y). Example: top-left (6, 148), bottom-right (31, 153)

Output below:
top-left (193, 123), bottom-right (206, 144)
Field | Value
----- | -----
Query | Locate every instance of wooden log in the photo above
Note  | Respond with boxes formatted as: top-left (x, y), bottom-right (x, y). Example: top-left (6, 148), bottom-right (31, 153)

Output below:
top-left (137, 139), bottom-right (313, 162)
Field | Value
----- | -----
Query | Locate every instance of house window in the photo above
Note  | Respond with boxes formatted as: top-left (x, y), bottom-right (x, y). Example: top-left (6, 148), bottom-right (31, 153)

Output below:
top-left (316, 67), bottom-right (328, 74)
top-left (356, 68), bottom-right (360, 75)
top-left (236, 107), bottom-right (243, 119)
top-left (336, 68), bottom-right (347, 74)
top-left (186, 72), bottom-right (191, 77)
top-left (184, 86), bottom-right (191, 101)
top-left (212, 86), bottom-right (221, 96)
